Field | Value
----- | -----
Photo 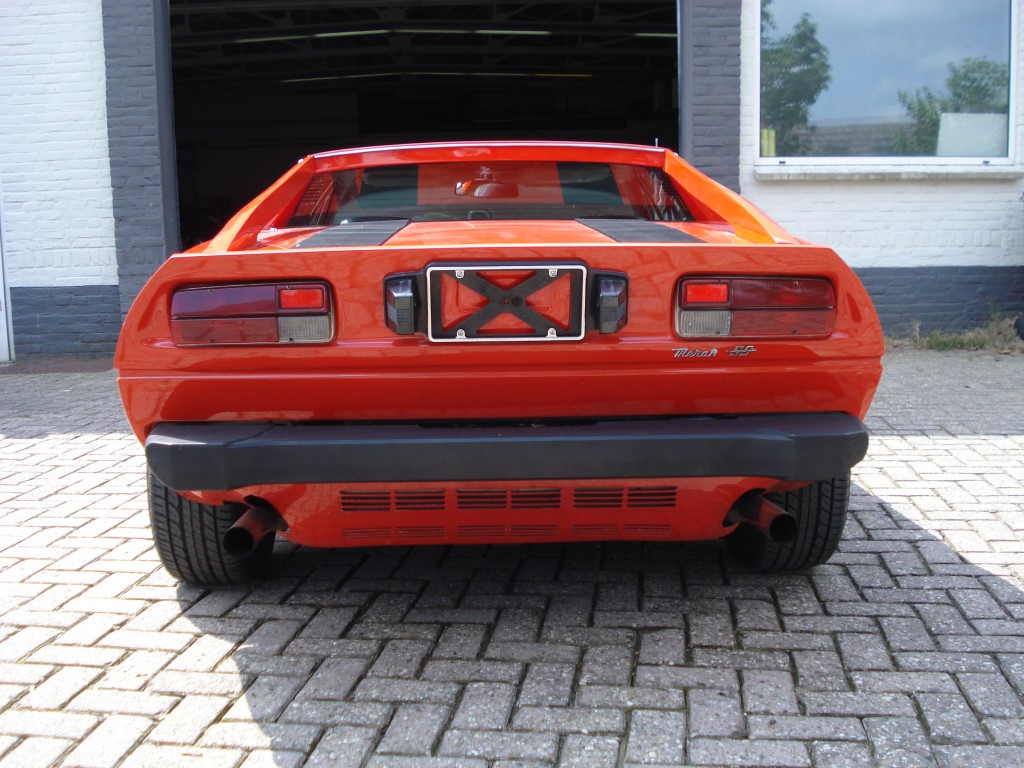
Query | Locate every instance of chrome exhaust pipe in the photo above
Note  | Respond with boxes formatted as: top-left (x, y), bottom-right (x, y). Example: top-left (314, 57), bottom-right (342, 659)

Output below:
top-left (223, 505), bottom-right (286, 558)
top-left (725, 494), bottom-right (798, 544)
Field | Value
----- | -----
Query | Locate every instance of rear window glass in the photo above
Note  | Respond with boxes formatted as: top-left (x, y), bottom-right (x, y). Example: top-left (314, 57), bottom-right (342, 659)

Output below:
top-left (288, 161), bottom-right (691, 227)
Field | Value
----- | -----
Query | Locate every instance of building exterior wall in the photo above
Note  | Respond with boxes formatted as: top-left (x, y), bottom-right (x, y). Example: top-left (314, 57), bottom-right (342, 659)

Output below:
top-left (0, 0), bottom-right (1021, 359)
top-left (103, 0), bottom-right (179, 319)
top-left (737, 0), bottom-right (1024, 332)
top-left (680, 0), bottom-right (743, 191)
top-left (0, 2), bottom-right (121, 357)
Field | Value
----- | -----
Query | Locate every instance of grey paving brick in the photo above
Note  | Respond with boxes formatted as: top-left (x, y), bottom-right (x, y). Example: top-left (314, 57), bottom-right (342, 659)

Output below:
top-left (851, 671), bottom-right (958, 693)
top-left (279, 699), bottom-right (392, 728)
top-left (579, 645), bottom-right (632, 686)
top-left (306, 726), bottom-right (378, 768)
top-left (95, 650), bottom-right (175, 691)
top-left (123, 744), bottom-right (245, 767)
top-left (747, 715), bottom-right (866, 741)
top-left (451, 682), bottom-right (516, 729)
top-left (147, 696), bottom-right (231, 744)
top-left (794, 650), bottom-right (852, 692)
top-left (688, 688), bottom-right (744, 738)
top-left (298, 658), bottom-right (370, 700)
top-left (421, 659), bottom-right (523, 684)
top-left (577, 685), bottom-right (685, 710)
top-left (916, 692), bottom-right (988, 743)
top-left (879, 617), bottom-right (937, 652)
top-left (367, 758), bottom-right (487, 768)
top-left (368, 640), bottom-right (432, 679)
top-left (512, 706), bottom-right (626, 734)
top-left (558, 734), bottom-right (621, 768)
top-left (431, 625), bottom-right (487, 660)
top-left (635, 665), bottom-right (739, 691)
top-left (353, 678), bottom-right (461, 706)
top-left (484, 641), bottom-right (580, 664)
top-left (638, 629), bottom-right (687, 665)
top-left (935, 745), bottom-right (1024, 768)
top-left (864, 716), bottom-right (934, 764)
top-left (742, 670), bottom-right (800, 714)
top-left (810, 741), bottom-right (875, 768)
top-left (688, 737), bottom-right (810, 767)
top-left (0, 737), bottom-right (76, 768)
top-left (624, 710), bottom-right (685, 764)
top-left (438, 729), bottom-right (558, 761)
top-left (956, 672), bottom-right (1024, 717)
top-left (519, 663), bottom-right (576, 707)
top-left (19, 667), bottom-right (101, 710)
top-left (801, 692), bottom-right (917, 717)
top-left (377, 704), bottom-right (449, 755)
top-left (63, 714), bottom-right (151, 768)
top-left (836, 632), bottom-right (896, 671)
top-left (223, 675), bottom-right (306, 721)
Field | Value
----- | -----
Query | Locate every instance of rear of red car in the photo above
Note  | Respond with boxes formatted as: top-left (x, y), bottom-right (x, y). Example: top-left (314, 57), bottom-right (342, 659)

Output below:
top-left (116, 142), bottom-right (883, 585)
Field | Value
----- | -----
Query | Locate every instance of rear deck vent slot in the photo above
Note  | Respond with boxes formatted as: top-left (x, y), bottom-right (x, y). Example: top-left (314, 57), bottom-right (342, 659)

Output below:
top-left (457, 525), bottom-right (504, 539)
top-left (395, 490), bottom-right (446, 511)
top-left (457, 489), bottom-right (507, 510)
top-left (511, 488), bottom-right (562, 509)
top-left (510, 525), bottom-right (558, 538)
top-left (626, 487), bottom-right (678, 508)
top-left (623, 524), bottom-right (673, 537)
top-left (572, 524), bottom-right (619, 537)
top-left (344, 527), bottom-right (391, 541)
top-left (340, 492), bottom-right (390, 512)
top-left (395, 526), bottom-right (444, 540)
top-left (574, 488), bottom-right (625, 508)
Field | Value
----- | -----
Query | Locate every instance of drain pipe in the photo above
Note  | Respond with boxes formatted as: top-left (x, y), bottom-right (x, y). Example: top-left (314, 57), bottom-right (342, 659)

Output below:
top-left (223, 505), bottom-right (286, 558)
top-left (725, 493), bottom-right (798, 544)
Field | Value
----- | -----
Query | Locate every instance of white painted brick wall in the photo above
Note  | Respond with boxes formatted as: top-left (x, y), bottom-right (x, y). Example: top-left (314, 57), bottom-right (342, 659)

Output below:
top-left (0, 2), bottom-right (117, 287)
top-left (738, 0), bottom-right (1024, 269)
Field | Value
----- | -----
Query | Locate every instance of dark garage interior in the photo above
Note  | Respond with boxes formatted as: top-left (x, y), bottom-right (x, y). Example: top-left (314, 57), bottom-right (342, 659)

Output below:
top-left (169, 1), bottom-right (679, 245)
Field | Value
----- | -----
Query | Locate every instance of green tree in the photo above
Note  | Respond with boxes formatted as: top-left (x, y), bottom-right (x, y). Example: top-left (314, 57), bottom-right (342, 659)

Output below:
top-left (896, 57), bottom-right (1009, 155)
top-left (761, 0), bottom-right (832, 156)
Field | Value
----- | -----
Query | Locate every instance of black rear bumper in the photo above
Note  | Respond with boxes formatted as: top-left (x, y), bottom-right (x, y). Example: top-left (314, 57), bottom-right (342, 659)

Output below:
top-left (145, 414), bottom-right (869, 492)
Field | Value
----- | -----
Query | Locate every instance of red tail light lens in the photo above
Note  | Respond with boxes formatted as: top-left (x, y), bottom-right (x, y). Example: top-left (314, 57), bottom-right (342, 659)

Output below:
top-left (677, 277), bottom-right (834, 338)
top-left (171, 282), bottom-right (333, 346)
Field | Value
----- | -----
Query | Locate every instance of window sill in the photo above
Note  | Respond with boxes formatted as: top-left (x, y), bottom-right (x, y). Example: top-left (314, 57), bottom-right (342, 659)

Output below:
top-left (752, 163), bottom-right (1023, 182)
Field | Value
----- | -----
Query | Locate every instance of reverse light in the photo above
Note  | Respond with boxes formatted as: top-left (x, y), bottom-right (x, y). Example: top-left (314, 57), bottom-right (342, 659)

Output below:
top-left (677, 277), bottom-right (835, 338)
top-left (171, 282), bottom-right (333, 346)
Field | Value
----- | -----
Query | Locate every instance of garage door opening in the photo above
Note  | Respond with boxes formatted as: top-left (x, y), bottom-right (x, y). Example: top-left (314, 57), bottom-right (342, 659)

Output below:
top-left (169, 1), bottom-right (679, 246)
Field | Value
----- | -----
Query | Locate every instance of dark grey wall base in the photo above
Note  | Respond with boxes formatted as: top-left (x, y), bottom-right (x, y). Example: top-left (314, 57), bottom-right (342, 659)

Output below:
top-left (10, 286), bottom-right (121, 357)
top-left (856, 266), bottom-right (1024, 334)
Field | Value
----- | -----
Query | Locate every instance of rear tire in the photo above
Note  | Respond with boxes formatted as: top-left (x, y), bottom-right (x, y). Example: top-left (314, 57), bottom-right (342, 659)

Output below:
top-left (148, 473), bottom-right (274, 585)
top-left (726, 474), bottom-right (851, 572)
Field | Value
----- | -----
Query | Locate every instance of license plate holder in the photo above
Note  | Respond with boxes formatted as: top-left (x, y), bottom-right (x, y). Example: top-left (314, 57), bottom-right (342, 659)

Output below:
top-left (426, 264), bottom-right (586, 342)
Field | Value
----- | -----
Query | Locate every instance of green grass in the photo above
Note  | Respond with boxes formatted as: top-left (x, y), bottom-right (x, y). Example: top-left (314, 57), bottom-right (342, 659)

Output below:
top-left (896, 312), bottom-right (1024, 353)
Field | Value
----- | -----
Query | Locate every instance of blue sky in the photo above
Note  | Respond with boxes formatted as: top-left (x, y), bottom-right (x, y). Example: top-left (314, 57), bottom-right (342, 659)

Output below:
top-left (766, 0), bottom-right (1011, 123)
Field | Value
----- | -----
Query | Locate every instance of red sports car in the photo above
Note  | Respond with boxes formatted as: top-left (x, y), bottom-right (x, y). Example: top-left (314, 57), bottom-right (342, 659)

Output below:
top-left (116, 141), bottom-right (883, 585)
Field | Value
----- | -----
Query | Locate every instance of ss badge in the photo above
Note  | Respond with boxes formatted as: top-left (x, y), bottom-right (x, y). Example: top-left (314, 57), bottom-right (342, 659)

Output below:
top-left (728, 345), bottom-right (757, 357)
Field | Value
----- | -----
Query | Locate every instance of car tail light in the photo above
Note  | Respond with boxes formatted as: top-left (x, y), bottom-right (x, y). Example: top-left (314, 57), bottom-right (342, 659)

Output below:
top-left (171, 282), bottom-right (333, 346)
top-left (677, 277), bottom-right (835, 338)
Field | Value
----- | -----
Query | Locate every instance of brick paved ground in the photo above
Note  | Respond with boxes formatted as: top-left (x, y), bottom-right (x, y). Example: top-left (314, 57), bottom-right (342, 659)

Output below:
top-left (1, 349), bottom-right (1022, 768)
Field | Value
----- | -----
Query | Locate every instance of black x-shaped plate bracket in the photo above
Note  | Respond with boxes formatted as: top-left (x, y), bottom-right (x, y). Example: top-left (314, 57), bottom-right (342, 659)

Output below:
top-left (426, 264), bottom-right (587, 342)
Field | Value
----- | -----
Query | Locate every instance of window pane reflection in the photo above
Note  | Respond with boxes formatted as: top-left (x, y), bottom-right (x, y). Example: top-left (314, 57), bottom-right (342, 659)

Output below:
top-left (760, 0), bottom-right (1011, 158)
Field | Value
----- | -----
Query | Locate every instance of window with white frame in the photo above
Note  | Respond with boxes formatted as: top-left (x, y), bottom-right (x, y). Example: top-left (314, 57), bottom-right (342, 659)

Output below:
top-left (759, 0), bottom-right (1012, 159)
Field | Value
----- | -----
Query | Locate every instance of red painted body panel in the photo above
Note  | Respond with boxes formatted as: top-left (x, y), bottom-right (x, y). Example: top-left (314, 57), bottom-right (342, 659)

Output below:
top-left (116, 142), bottom-right (884, 548)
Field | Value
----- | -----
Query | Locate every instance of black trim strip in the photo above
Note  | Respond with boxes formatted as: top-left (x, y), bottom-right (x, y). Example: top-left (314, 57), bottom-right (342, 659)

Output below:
top-left (146, 413), bottom-right (869, 491)
top-left (577, 219), bottom-right (704, 243)
top-left (294, 220), bottom-right (409, 248)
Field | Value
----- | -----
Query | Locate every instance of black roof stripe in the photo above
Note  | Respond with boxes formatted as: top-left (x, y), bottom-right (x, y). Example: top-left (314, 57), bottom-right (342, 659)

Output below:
top-left (293, 219), bottom-right (409, 248)
top-left (577, 219), bottom-right (704, 243)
